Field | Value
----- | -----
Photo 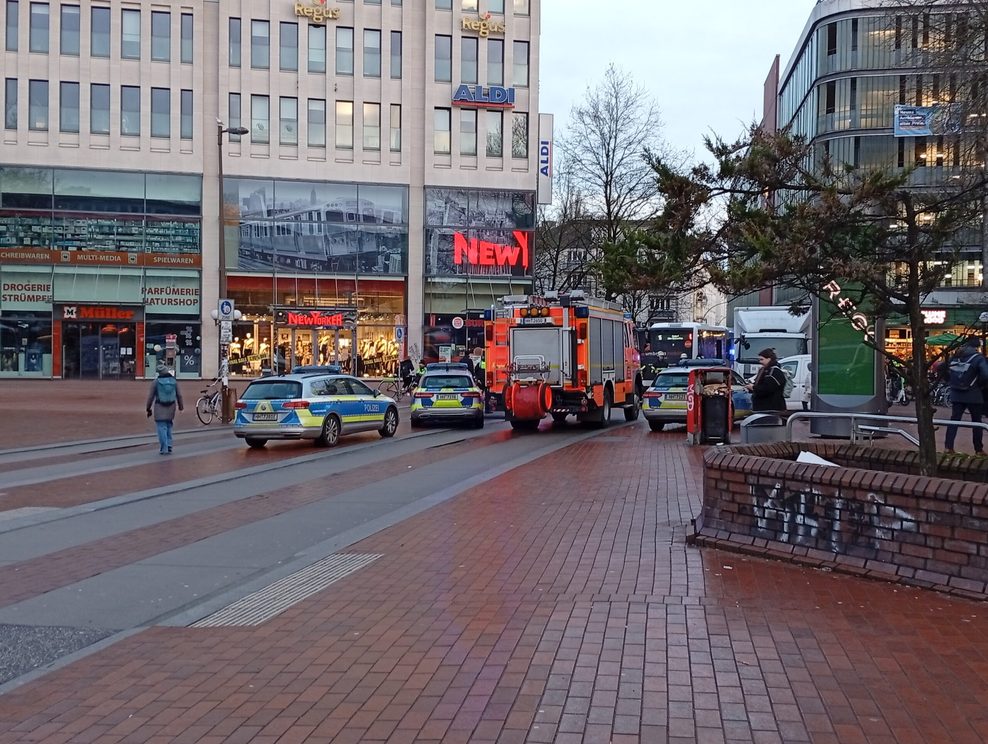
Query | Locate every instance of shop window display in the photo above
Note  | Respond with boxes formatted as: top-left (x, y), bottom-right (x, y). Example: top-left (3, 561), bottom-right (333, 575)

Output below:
top-left (0, 314), bottom-right (53, 376)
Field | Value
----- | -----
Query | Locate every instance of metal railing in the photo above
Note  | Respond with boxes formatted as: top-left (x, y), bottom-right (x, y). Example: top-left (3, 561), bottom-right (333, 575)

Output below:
top-left (784, 411), bottom-right (988, 447)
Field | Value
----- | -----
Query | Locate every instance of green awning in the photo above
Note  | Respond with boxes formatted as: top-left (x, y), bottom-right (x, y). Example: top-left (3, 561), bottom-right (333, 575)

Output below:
top-left (925, 332), bottom-right (961, 345)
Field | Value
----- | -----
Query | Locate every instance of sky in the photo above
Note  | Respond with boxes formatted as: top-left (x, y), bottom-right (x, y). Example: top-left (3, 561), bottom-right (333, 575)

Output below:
top-left (539, 0), bottom-right (816, 162)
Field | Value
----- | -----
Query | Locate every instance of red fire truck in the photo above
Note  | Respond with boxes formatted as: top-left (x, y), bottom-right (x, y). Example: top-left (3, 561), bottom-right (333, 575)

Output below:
top-left (483, 291), bottom-right (643, 430)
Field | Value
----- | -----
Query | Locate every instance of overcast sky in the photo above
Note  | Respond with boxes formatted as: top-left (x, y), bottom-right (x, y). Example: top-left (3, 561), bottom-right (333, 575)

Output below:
top-left (539, 0), bottom-right (816, 162)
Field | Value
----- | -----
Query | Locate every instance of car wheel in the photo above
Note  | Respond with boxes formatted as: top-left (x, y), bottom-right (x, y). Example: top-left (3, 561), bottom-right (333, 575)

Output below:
top-left (315, 415), bottom-right (341, 447)
top-left (551, 412), bottom-right (568, 423)
top-left (379, 407), bottom-right (399, 438)
top-left (510, 419), bottom-right (540, 432)
top-left (410, 418), bottom-right (423, 429)
top-left (473, 415), bottom-right (485, 429)
top-left (623, 393), bottom-right (640, 421)
top-left (245, 437), bottom-right (267, 449)
top-left (648, 421), bottom-right (665, 432)
top-left (592, 389), bottom-right (612, 429)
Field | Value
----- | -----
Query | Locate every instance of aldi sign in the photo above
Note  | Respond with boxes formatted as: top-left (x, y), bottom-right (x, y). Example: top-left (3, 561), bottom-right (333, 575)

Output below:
top-left (452, 85), bottom-right (516, 110)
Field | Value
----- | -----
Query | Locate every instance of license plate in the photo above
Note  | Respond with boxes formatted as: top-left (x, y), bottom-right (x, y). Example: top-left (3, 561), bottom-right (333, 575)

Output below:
top-left (664, 393), bottom-right (685, 401)
top-left (252, 413), bottom-right (278, 421)
top-left (437, 394), bottom-right (458, 401)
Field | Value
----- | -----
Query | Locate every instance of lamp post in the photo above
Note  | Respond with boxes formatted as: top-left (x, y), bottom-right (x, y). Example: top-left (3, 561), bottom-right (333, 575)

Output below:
top-left (216, 121), bottom-right (249, 301)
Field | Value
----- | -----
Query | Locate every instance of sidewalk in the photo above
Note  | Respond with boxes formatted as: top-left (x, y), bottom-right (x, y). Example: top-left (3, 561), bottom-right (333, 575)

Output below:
top-left (0, 426), bottom-right (986, 742)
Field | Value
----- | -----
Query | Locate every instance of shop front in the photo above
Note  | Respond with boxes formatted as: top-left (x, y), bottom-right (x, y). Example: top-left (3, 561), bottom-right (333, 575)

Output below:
top-left (0, 265), bottom-right (53, 377)
top-left (884, 307), bottom-right (986, 361)
top-left (143, 271), bottom-right (202, 379)
top-left (56, 304), bottom-right (142, 379)
top-left (273, 307), bottom-right (358, 372)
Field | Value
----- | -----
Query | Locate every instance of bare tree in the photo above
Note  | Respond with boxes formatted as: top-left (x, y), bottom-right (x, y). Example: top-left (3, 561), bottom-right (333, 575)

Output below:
top-left (559, 64), bottom-right (665, 301)
top-left (534, 158), bottom-right (595, 294)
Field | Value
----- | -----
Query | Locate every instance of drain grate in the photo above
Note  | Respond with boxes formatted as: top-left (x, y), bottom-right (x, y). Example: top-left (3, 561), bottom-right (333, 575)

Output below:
top-left (192, 552), bottom-right (382, 627)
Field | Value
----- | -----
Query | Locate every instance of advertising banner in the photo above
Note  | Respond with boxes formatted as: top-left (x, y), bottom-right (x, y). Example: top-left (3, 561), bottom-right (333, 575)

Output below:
top-left (893, 104), bottom-right (963, 137)
top-left (0, 267), bottom-right (53, 311)
top-left (145, 272), bottom-right (201, 315)
top-left (537, 114), bottom-right (554, 205)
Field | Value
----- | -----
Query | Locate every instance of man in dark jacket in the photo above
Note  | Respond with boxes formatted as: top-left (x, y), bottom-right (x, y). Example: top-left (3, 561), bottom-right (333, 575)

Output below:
top-left (746, 348), bottom-right (787, 412)
top-left (944, 337), bottom-right (988, 454)
top-left (146, 361), bottom-right (184, 455)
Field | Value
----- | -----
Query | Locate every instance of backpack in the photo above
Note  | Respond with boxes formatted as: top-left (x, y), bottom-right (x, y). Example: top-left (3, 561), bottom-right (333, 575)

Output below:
top-left (781, 367), bottom-right (795, 398)
top-left (156, 376), bottom-right (177, 404)
top-left (948, 354), bottom-right (982, 391)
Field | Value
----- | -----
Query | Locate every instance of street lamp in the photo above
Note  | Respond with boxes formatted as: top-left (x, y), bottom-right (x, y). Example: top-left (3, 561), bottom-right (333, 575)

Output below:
top-left (216, 120), bottom-right (249, 301)
top-left (210, 305), bottom-right (243, 424)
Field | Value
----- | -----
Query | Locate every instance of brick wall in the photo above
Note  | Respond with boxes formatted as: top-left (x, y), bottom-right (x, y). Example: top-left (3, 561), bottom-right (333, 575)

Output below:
top-left (697, 443), bottom-right (988, 600)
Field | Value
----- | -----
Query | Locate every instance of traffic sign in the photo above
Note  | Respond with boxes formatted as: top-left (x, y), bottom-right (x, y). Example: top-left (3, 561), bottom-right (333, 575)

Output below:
top-left (218, 299), bottom-right (235, 321)
top-left (452, 316), bottom-right (464, 330)
top-left (394, 327), bottom-right (405, 342)
top-left (219, 320), bottom-right (233, 344)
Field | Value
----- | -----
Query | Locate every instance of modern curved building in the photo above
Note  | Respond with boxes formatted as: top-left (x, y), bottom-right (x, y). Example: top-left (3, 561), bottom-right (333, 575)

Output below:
top-left (772, 0), bottom-right (986, 351)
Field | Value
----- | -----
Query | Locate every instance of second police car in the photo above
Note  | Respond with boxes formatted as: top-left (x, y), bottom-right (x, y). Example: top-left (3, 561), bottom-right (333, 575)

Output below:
top-left (642, 365), bottom-right (753, 432)
top-left (409, 363), bottom-right (485, 429)
top-left (233, 372), bottom-right (399, 448)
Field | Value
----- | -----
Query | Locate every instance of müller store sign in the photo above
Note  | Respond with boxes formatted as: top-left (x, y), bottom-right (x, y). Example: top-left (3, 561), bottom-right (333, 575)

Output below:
top-left (275, 308), bottom-right (357, 328)
top-left (57, 304), bottom-right (145, 321)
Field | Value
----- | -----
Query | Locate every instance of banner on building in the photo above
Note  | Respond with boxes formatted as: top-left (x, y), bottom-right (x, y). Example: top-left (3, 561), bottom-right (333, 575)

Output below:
top-left (537, 114), bottom-right (554, 205)
top-left (893, 104), bottom-right (963, 137)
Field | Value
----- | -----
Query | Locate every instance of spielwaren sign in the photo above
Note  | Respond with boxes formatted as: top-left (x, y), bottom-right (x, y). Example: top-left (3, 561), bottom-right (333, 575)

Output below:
top-left (294, 0), bottom-right (341, 23)
top-left (461, 13), bottom-right (505, 37)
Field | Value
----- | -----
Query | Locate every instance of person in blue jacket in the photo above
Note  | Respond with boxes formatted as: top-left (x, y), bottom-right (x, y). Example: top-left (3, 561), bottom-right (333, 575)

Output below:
top-left (943, 337), bottom-right (988, 454)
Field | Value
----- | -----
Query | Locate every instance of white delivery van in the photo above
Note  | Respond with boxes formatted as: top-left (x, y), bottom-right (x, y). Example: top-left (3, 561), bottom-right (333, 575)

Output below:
top-left (779, 354), bottom-right (811, 411)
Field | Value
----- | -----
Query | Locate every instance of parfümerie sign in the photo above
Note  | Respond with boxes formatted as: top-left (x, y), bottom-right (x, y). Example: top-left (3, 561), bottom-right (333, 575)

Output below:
top-left (294, 1), bottom-right (341, 23)
top-left (462, 13), bottom-right (505, 37)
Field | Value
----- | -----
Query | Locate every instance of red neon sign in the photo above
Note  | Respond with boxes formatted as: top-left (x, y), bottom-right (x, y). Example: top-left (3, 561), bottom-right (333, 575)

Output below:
top-left (285, 311), bottom-right (344, 327)
top-left (453, 231), bottom-right (529, 270)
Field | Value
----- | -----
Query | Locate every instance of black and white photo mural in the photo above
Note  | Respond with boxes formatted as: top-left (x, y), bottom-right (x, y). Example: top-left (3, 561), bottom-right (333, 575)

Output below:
top-left (223, 179), bottom-right (408, 275)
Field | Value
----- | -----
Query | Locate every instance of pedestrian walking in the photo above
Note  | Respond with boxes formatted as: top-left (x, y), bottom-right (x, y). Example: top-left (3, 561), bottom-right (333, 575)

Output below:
top-left (146, 361), bottom-right (184, 455)
top-left (746, 348), bottom-right (787, 412)
top-left (943, 337), bottom-right (988, 454)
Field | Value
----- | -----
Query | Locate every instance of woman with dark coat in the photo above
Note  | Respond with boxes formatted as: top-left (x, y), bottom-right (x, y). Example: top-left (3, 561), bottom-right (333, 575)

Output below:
top-left (747, 348), bottom-right (788, 412)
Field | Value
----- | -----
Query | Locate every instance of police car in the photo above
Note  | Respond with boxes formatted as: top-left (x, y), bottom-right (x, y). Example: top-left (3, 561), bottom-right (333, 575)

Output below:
top-left (642, 365), bottom-right (752, 432)
top-left (409, 364), bottom-right (485, 429)
top-left (233, 372), bottom-right (399, 448)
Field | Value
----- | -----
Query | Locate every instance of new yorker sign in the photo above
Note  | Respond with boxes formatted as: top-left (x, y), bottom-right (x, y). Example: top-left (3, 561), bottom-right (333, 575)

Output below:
top-left (452, 85), bottom-right (516, 110)
top-left (294, 0), bottom-right (341, 23)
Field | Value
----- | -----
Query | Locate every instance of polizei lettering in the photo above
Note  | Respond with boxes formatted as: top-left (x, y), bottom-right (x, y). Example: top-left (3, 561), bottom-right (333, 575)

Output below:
top-left (452, 85), bottom-right (516, 110)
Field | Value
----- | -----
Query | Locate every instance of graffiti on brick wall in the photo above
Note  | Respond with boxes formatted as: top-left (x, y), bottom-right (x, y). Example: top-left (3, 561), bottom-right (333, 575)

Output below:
top-left (750, 482), bottom-right (918, 553)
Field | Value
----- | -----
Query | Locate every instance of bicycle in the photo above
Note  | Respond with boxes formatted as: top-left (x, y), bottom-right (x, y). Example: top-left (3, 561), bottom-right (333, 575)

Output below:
top-left (196, 379), bottom-right (222, 425)
top-left (930, 380), bottom-right (952, 408)
top-left (376, 375), bottom-right (416, 402)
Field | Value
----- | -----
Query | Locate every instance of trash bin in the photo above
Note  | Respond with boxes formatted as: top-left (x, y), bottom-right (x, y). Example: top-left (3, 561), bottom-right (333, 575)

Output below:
top-left (740, 413), bottom-right (787, 444)
top-left (701, 395), bottom-right (731, 443)
top-left (222, 386), bottom-right (238, 424)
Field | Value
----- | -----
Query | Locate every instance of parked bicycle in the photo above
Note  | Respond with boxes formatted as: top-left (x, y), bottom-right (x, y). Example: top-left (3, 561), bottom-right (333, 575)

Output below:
top-left (376, 375), bottom-right (416, 402)
top-left (885, 374), bottom-right (912, 406)
top-left (930, 380), bottom-right (952, 408)
top-left (196, 378), bottom-right (222, 425)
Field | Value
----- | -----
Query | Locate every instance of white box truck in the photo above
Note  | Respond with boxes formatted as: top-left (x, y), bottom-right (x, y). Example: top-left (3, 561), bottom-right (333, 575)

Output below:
top-left (733, 306), bottom-right (811, 379)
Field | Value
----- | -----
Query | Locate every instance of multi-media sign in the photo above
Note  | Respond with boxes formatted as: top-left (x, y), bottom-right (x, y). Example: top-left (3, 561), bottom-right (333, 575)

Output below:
top-left (294, 0), bottom-right (341, 23)
top-left (461, 13), bottom-right (505, 37)
top-left (452, 85), bottom-right (516, 110)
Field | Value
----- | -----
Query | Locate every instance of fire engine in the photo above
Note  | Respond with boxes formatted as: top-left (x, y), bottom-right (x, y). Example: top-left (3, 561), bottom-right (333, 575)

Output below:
top-left (483, 291), bottom-right (643, 430)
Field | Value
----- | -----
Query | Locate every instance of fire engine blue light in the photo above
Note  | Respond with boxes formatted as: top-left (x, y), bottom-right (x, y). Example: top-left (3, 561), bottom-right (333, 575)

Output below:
top-left (574, 306), bottom-right (590, 318)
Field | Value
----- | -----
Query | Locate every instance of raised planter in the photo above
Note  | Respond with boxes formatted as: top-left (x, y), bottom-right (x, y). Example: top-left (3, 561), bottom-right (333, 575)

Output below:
top-left (694, 442), bottom-right (988, 600)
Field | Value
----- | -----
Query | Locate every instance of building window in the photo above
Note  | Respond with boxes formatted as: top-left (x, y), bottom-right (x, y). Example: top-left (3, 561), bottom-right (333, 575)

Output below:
top-left (90, 5), bottom-right (108, 56)
top-left (825, 22), bottom-right (836, 56)
top-left (851, 18), bottom-right (858, 52)
top-left (151, 10), bottom-right (169, 61)
top-left (460, 109), bottom-right (477, 156)
top-left (28, 79), bottom-right (47, 130)
top-left (29, 1), bottom-right (47, 53)
top-left (280, 96), bottom-right (297, 144)
top-left (251, 94), bottom-right (269, 143)
top-left (511, 111), bottom-right (527, 158)
top-left (5, 0), bottom-right (17, 51)
top-left (308, 25), bottom-right (325, 73)
top-left (180, 89), bottom-right (192, 139)
top-left (435, 34), bottom-right (451, 82)
top-left (462, 37), bottom-right (478, 84)
top-left (486, 110), bottom-right (502, 156)
top-left (59, 80), bottom-right (78, 132)
top-left (390, 30), bottom-right (401, 78)
top-left (513, 0), bottom-right (529, 15)
top-left (366, 0), bottom-right (381, 4)
top-left (121, 8), bottom-right (140, 59)
top-left (336, 27), bottom-right (353, 74)
top-left (120, 85), bottom-right (139, 135)
top-left (363, 102), bottom-right (380, 150)
top-left (390, 103), bottom-right (401, 152)
top-left (894, 16), bottom-right (902, 50)
top-left (488, 39), bottom-right (503, 86)
top-left (251, 20), bottom-right (269, 69)
top-left (336, 100), bottom-right (353, 148)
top-left (489, 0), bottom-right (504, 12)
top-left (364, 29), bottom-right (381, 77)
top-left (90, 82), bottom-right (109, 133)
top-left (434, 107), bottom-right (451, 154)
top-left (229, 17), bottom-right (241, 67)
top-left (60, 4), bottom-right (79, 55)
top-left (228, 92), bottom-right (241, 140)
top-left (849, 78), bottom-right (857, 111)
top-left (512, 41), bottom-right (529, 87)
top-left (180, 13), bottom-right (192, 63)
top-left (5, 78), bottom-right (17, 129)
top-left (151, 87), bottom-right (170, 137)
top-left (436, 0), bottom-right (451, 9)
top-left (280, 21), bottom-right (297, 71)
top-left (915, 136), bottom-right (927, 167)
top-left (824, 81), bottom-right (835, 114)
top-left (308, 98), bottom-right (325, 147)
top-left (462, 0), bottom-right (477, 9)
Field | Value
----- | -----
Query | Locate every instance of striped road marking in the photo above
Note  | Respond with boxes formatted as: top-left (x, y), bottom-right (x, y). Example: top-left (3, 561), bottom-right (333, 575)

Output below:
top-left (192, 553), bottom-right (383, 627)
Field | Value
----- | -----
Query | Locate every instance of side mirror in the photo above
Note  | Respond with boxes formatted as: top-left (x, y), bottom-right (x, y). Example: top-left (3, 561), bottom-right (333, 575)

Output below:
top-left (373, 390), bottom-right (381, 397)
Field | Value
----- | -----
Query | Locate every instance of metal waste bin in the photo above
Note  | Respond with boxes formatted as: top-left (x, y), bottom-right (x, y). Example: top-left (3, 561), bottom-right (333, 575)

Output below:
top-left (740, 413), bottom-right (787, 444)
